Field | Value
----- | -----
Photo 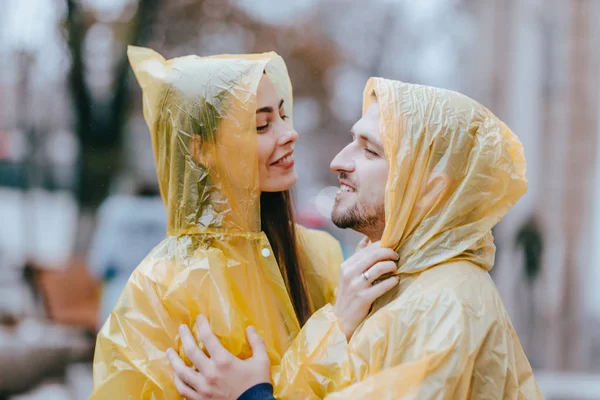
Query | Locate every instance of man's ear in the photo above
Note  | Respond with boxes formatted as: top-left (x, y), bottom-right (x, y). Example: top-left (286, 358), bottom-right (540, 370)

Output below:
top-left (416, 172), bottom-right (451, 210)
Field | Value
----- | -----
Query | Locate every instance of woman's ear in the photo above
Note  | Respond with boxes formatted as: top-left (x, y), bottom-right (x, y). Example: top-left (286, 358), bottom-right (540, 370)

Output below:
top-left (416, 172), bottom-right (451, 210)
top-left (190, 136), bottom-right (215, 167)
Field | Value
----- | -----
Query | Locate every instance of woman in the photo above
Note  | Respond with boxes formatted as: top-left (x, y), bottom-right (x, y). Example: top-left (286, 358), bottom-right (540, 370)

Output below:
top-left (89, 46), bottom-right (343, 399)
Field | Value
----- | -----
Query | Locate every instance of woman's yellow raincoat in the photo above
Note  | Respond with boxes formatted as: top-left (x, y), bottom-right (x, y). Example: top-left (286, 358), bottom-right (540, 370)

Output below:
top-left (273, 78), bottom-right (543, 399)
top-left (89, 47), bottom-right (342, 399)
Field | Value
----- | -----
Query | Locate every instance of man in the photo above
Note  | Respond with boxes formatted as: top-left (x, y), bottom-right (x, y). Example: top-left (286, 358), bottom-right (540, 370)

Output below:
top-left (168, 78), bottom-right (543, 399)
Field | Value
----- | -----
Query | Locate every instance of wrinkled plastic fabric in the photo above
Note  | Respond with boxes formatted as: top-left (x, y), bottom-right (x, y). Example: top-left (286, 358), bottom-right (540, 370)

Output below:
top-left (273, 78), bottom-right (543, 399)
top-left (90, 47), bottom-right (343, 399)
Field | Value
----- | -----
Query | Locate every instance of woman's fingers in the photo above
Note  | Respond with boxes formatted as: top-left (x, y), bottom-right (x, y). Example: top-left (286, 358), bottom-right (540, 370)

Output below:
top-left (353, 261), bottom-right (398, 289)
top-left (353, 246), bottom-right (398, 275)
top-left (364, 276), bottom-right (400, 302)
top-left (367, 261), bottom-right (398, 282)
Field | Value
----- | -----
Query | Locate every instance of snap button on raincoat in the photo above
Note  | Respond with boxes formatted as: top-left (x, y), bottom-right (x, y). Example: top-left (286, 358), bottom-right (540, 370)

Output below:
top-left (89, 47), bottom-right (343, 399)
top-left (273, 78), bottom-right (543, 399)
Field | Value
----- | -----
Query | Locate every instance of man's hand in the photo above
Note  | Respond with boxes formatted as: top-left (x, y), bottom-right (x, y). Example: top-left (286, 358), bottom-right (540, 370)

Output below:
top-left (166, 315), bottom-right (271, 400)
top-left (334, 241), bottom-right (399, 340)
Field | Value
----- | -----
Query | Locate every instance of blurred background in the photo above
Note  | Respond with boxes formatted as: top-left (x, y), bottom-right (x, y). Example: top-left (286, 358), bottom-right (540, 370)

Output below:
top-left (1, 0), bottom-right (599, 398)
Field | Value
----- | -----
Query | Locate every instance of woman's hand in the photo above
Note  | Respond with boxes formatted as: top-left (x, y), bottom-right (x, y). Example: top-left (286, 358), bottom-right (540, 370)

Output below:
top-left (334, 241), bottom-right (399, 340)
top-left (167, 315), bottom-right (271, 400)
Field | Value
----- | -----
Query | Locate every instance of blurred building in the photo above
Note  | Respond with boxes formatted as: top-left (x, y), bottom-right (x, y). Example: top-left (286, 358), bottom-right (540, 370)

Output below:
top-left (471, 0), bottom-right (600, 375)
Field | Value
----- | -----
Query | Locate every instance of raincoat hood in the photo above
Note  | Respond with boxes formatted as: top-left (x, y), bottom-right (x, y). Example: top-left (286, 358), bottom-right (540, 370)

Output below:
top-left (128, 46), bottom-right (293, 234)
top-left (364, 78), bottom-right (528, 274)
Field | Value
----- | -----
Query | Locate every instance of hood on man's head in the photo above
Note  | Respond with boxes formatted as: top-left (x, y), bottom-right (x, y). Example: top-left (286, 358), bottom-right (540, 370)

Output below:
top-left (127, 46), bottom-right (293, 235)
top-left (363, 78), bottom-right (527, 274)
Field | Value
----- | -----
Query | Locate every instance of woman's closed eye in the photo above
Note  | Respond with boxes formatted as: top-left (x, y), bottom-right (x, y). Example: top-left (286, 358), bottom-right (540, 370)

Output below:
top-left (258, 113), bottom-right (288, 133)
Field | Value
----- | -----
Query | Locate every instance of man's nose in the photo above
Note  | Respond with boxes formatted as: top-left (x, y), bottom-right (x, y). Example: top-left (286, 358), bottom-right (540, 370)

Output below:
top-left (330, 145), bottom-right (355, 173)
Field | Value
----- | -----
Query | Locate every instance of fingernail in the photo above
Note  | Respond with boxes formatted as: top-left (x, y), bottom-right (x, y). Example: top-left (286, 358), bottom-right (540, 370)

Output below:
top-left (248, 326), bottom-right (256, 334)
top-left (179, 324), bottom-right (187, 335)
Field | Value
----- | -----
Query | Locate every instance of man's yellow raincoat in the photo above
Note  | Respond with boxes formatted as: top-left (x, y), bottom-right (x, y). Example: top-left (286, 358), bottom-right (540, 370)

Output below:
top-left (274, 78), bottom-right (543, 399)
top-left (89, 47), bottom-right (342, 399)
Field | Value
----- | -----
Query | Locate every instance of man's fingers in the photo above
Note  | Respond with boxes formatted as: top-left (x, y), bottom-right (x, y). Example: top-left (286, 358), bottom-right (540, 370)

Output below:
top-left (246, 326), bottom-right (269, 364)
top-left (178, 324), bottom-right (210, 372)
top-left (167, 348), bottom-right (202, 392)
top-left (364, 276), bottom-right (399, 301)
top-left (195, 315), bottom-right (230, 362)
top-left (173, 373), bottom-right (200, 400)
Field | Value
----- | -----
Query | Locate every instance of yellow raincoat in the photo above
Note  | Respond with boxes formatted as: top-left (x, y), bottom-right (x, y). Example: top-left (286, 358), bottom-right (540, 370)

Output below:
top-left (90, 47), bottom-right (342, 399)
top-left (274, 78), bottom-right (543, 399)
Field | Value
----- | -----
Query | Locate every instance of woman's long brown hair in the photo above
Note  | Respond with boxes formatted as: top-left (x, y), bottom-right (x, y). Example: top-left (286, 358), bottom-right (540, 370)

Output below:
top-left (260, 191), bottom-right (312, 325)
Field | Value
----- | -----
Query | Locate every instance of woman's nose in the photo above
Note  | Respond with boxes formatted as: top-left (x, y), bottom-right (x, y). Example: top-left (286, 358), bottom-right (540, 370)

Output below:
top-left (278, 126), bottom-right (298, 146)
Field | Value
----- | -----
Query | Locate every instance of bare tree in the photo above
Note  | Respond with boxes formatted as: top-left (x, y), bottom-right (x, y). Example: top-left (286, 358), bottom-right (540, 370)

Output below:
top-left (64, 0), bottom-right (162, 210)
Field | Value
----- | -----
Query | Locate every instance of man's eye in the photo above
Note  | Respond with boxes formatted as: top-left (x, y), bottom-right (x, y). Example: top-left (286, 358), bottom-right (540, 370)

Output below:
top-left (281, 115), bottom-right (289, 121)
top-left (365, 148), bottom-right (378, 156)
top-left (257, 123), bottom-right (269, 132)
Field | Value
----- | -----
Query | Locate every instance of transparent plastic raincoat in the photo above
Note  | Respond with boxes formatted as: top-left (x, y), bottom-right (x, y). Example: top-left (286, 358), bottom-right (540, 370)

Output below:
top-left (89, 47), bottom-right (342, 399)
top-left (273, 78), bottom-right (543, 399)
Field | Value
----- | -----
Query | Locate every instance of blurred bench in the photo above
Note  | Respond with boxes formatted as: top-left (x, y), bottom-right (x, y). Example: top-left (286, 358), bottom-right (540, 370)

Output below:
top-left (33, 259), bottom-right (100, 332)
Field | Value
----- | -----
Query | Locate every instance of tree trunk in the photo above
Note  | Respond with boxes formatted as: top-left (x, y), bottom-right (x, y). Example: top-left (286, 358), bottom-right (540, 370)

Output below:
top-left (64, 0), bottom-right (162, 210)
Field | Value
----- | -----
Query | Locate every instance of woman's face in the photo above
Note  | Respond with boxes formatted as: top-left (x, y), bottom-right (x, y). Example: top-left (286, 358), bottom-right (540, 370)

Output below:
top-left (255, 74), bottom-right (298, 192)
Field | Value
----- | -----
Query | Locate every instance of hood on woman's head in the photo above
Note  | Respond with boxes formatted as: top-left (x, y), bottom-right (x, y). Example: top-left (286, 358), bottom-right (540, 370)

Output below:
top-left (127, 46), bottom-right (293, 235)
top-left (364, 78), bottom-right (527, 274)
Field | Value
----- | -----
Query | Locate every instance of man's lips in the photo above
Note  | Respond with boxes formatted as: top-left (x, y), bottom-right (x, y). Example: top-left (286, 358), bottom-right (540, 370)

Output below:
top-left (339, 179), bottom-right (356, 190)
top-left (338, 179), bottom-right (357, 194)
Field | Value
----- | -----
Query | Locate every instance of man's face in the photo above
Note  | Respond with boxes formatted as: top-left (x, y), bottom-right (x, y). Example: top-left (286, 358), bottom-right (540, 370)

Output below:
top-left (330, 102), bottom-right (388, 240)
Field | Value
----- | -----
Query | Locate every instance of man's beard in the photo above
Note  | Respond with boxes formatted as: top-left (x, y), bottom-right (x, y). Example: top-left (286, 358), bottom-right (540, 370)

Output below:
top-left (331, 198), bottom-right (384, 231)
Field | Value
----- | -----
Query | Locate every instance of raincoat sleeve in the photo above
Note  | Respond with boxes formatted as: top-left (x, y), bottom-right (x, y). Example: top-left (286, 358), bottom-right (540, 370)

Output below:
top-left (322, 295), bottom-right (472, 400)
top-left (273, 297), bottom-right (466, 399)
top-left (275, 288), bottom-right (539, 399)
top-left (274, 304), bottom-right (351, 399)
top-left (90, 266), bottom-right (181, 399)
